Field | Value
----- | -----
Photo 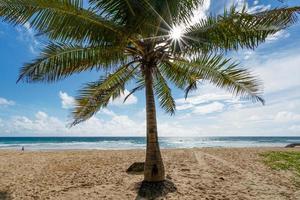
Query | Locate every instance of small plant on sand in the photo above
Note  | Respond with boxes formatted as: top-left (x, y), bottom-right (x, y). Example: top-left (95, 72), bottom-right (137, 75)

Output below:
top-left (262, 151), bottom-right (300, 173)
top-left (262, 151), bottom-right (300, 187)
top-left (1, 0), bottom-right (300, 183)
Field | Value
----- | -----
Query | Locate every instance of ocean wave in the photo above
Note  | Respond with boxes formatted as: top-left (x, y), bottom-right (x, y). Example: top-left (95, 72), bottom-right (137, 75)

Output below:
top-left (0, 137), bottom-right (299, 150)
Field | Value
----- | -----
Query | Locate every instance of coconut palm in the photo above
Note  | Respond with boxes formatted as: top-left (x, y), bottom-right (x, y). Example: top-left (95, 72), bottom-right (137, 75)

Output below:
top-left (1, 0), bottom-right (299, 182)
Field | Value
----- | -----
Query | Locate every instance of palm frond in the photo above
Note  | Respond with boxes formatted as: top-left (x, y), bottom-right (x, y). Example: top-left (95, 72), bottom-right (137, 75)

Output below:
top-left (90, 0), bottom-right (139, 21)
top-left (164, 0), bottom-right (204, 24)
top-left (124, 79), bottom-right (144, 103)
top-left (0, 0), bottom-right (123, 44)
top-left (185, 6), bottom-right (300, 53)
top-left (91, 0), bottom-right (155, 36)
top-left (173, 54), bottom-right (265, 104)
top-left (18, 42), bottom-right (128, 83)
top-left (72, 62), bottom-right (138, 125)
top-left (90, 0), bottom-right (203, 38)
top-left (153, 68), bottom-right (175, 115)
top-left (159, 60), bottom-right (199, 90)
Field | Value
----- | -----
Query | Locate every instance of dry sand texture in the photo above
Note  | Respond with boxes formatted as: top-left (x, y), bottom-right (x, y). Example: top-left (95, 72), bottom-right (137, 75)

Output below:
top-left (0, 148), bottom-right (299, 200)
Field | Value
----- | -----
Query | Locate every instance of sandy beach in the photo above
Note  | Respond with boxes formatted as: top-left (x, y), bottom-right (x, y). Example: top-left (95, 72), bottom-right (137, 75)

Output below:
top-left (0, 148), bottom-right (299, 200)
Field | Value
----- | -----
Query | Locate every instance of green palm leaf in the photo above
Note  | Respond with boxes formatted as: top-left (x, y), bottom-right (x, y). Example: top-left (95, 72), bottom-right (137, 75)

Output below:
top-left (172, 54), bottom-right (264, 104)
top-left (185, 6), bottom-right (300, 53)
top-left (123, 79), bottom-right (145, 103)
top-left (90, 0), bottom-right (204, 37)
top-left (72, 61), bottom-right (138, 125)
top-left (0, 0), bottom-right (123, 44)
top-left (18, 43), bottom-right (128, 83)
top-left (159, 60), bottom-right (199, 90)
top-left (153, 68), bottom-right (175, 115)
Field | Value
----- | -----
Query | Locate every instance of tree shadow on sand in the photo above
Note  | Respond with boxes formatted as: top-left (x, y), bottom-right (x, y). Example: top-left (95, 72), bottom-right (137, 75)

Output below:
top-left (134, 179), bottom-right (177, 200)
top-left (127, 162), bottom-right (177, 199)
top-left (0, 191), bottom-right (11, 200)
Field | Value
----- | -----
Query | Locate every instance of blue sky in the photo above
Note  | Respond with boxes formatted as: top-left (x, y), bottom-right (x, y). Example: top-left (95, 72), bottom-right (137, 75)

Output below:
top-left (0, 0), bottom-right (300, 137)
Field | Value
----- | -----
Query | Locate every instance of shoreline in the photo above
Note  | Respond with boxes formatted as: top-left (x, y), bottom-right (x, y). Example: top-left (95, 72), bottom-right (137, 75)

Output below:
top-left (0, 146), bottom-right (297, 152)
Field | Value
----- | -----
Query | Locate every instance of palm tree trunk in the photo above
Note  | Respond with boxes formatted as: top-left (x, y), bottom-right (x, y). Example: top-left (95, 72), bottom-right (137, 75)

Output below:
top-left (144, 65), bottom-right (165, 182)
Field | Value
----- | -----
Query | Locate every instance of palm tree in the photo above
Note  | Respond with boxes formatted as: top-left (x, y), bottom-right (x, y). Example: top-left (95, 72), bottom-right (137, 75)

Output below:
top-left (1, 0), bottom-right (299, 182)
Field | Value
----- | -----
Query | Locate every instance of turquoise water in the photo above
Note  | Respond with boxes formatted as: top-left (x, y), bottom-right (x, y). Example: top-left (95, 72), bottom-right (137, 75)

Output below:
top-left (0, 137), bottom-right (299, 150)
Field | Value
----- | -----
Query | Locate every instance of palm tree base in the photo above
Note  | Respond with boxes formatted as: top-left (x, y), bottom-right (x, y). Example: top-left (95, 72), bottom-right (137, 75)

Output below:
top-left (136, 179), bottom-right (177, 199)
top-left (143, 161), bottom-right (165, 182)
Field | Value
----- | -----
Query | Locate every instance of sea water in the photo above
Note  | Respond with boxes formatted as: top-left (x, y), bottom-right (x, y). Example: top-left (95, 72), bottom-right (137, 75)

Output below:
top-left (0, 137), bottom-right (299, 150)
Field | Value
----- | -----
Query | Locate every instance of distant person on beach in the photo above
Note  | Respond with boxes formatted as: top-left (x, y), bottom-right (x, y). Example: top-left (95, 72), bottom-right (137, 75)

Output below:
top-left (21, 146), bottom-right (24, 151)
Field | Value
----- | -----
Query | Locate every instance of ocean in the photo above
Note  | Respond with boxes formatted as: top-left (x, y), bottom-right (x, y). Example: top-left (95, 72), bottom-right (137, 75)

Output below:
top-left (0, 137), bottom-right (299, 150)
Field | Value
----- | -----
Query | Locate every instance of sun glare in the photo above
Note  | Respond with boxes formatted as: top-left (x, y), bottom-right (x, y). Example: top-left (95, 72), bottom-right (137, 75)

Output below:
top-left (170, 26), bottom-right (183, 40)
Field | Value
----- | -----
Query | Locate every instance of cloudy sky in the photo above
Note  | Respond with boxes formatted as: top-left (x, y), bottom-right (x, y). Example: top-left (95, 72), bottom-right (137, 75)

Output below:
top-left (0, 0), bottom-right (300, 137)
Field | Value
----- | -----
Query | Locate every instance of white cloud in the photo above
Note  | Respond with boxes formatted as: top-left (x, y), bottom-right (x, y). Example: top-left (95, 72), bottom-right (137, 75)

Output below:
top-left (158, 122), bottom-right (203, 137)
top-left (248, 4), bottom-right (271, 13)
top-left (192, 102), bottom-right (225, 114)
top-left (211, 95), bottom-right (299, 135)
top-left (16, 22), bottom-right (40, 54)
top-left (175, 88), bottom-right (241, 116)
top-left (110, 89), bottom-right (138, 106)
top-left (243, 51), bottom-right (254, 60)
top-left (191, 0), bottom-right (211, 24)
top-left (0, 97), bottom-right (15, 106)
top-left (176, 92), bottom-right (233, 107)
top-left (2, 93), bottom-right (300, 137)
top-left (0, 109), bottom-right (214, 137)
top-left (177, 103), bottom-right (195, 111)
top-left (274, 111), bottom-right (300, 123)
top-left (224, 0), bottom-right (271, 13)
top-left (236, 30), bottom-right (291, 62)
top-left (254, 53), bottom-right (300, 94)
top-left (163, 93), bottom-right (300, 136)
top-left (59, 89), bottom-right (137, 110)
top-left (4, 110), bottom-right (144, 136)
top-left (59, 91), bottom-right (75, 109)
top-left (266, 30), bottom-right (290, 42)
top-left (99, 108), bottom-right (116, 117)
top-left (11, 111), bottom-right (62, 133)
top-left (288, 125), bottom-right (300, 132)
top-left (223, 0), bottom-right (247, 12)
